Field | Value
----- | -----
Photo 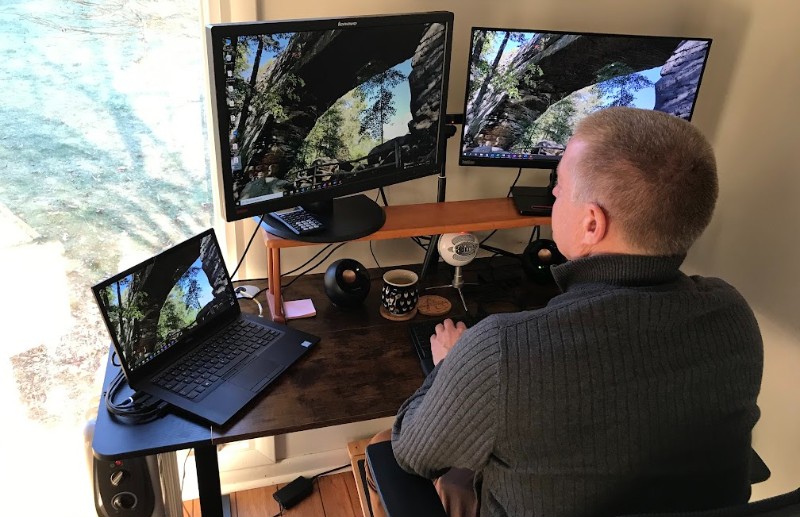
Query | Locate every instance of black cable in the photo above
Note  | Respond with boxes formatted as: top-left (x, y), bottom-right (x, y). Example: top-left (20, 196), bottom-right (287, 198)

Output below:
top-left (230, 213), bottom-right (268, 280)
top-left (373, 187), bottom-right (428, 271)
top-left (104, 369), bottom-right (168, 424)
top-left (529, 225), bottom-right (541, 243)
top-left (311, 463), bottom-right (351, 480)
top-left (369, 241), bottom-right (384, 280)
top-left (480, 243), bottom-right (522, 260)
top-left (477, 168), bottom-right (525, 248)
top-left (479, 229), bottom-right (497, 246)
top-left (378, 187), bottom-right (389, 206)
top-left (283, 243), bottom-right (335, 277)
top-left (281, 242), bottom-right (347, 291)
top-left (507, 167), bottom-right (523, 196)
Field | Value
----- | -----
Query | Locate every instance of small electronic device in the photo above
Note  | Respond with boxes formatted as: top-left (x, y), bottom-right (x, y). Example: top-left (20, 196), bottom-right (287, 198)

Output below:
top-left (273, 476), bottom-right (314, 509)
top-left (511, 185), bottom-right (555, 216)
top-left (269, 207), bottom-right (325, 236)
top-left (206, 12), bottom-right (454, 242)
top-left (459, 28), bottom-right (712, 172)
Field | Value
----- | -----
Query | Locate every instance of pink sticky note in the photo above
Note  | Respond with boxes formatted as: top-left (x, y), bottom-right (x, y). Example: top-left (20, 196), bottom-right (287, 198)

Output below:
top-left (283, 298), bottom-right (316, 320)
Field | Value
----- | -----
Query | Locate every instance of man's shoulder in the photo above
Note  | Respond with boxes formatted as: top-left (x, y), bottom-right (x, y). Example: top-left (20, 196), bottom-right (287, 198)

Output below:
top-left (687, 273), bottom-right (736, 290)
top-left (685, 274), bottom-right (753, 304)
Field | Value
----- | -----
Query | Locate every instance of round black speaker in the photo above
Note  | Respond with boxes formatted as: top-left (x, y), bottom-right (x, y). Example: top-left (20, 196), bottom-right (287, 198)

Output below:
top-left (323, 258), bottom-right (370, 308)
top-left (521, 239), bottom-right (566, 284)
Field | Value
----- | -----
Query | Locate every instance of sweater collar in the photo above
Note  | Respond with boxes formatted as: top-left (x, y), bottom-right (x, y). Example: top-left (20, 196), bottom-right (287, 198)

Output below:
top-left (551, 254), bottom-right (686, 291)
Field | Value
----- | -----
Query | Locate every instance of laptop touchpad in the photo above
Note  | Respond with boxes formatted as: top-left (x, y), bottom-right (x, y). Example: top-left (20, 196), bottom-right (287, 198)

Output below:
top-left (231, 359), bottom-right (283, 392)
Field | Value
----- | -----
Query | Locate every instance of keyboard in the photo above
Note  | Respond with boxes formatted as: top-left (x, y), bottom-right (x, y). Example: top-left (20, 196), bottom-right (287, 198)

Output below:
top-left (408, 315), bottom-right (483, 375)
top-left (152, 319), bottom-right (281, 401)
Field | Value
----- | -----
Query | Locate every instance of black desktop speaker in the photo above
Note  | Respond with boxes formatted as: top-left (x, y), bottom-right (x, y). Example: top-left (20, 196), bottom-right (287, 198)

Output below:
top-left (521, 239), bottom-right (566, 284)
top-left (323, 258), bottom-right (370, 308)
top-left (94, 455), bottom-right (163, 517)
top-left (85, 418), bottom-right (165, 517)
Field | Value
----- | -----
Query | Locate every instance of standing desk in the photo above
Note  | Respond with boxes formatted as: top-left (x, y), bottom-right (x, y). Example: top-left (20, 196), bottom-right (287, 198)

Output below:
top-left (92, 201), bottom-right (553, 517)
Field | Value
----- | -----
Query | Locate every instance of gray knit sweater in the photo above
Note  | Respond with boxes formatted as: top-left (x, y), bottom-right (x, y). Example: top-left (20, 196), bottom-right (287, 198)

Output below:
top-left (392, 254), bottom-right (763, 516)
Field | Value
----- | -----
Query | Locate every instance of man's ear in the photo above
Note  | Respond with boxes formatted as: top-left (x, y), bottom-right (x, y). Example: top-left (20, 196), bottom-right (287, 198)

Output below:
top-left (581, 202), bottom-right (608, 246)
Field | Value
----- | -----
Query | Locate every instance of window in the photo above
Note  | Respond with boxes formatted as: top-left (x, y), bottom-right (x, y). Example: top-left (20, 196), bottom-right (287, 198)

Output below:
top-left (0, 1), bottom-right (210, 512)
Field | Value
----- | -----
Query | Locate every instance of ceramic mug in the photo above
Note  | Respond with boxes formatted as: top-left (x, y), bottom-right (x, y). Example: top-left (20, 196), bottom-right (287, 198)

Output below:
top-left (381, 269), bottom-right (419, 316)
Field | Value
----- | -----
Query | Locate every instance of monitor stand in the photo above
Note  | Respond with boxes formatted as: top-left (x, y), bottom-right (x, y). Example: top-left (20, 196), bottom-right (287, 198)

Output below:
top-left (259, 194), bottom-right (386, 243)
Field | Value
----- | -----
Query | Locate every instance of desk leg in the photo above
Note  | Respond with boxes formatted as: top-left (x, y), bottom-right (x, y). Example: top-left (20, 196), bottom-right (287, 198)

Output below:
top-left (194, 444), bottom-right (230, 517)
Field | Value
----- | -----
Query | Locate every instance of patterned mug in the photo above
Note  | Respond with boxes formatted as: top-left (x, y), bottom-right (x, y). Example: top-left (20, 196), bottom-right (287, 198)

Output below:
top-left (381, 269), bottom-right (419, 316)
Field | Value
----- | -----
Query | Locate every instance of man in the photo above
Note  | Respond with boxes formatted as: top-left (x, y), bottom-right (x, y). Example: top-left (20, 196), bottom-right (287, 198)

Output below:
top-left (385, 107), bottom-right (764, 516)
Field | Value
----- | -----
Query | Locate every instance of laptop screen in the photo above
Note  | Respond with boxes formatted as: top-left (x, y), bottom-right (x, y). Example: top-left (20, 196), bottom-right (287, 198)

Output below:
top-left (92, 230), bottom-right (238, 374)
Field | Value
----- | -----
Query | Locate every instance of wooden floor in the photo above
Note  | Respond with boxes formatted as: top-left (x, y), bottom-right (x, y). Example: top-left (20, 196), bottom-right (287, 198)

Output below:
top-left (182, 471), bottom-right (365, 517)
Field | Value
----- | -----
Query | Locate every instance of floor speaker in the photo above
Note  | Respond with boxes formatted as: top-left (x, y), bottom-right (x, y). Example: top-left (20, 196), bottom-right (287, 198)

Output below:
top-left (93, 455), bottom-right (164, 517)
top-left (85, 418), bottom-right (166, 517)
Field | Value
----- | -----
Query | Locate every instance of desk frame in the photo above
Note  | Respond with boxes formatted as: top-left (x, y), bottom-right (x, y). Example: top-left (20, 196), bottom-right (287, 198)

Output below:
top-left (264, 197), bottom-right (550, 322)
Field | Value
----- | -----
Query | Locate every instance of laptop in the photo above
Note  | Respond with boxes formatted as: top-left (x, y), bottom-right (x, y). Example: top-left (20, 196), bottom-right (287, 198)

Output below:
top-left (510, 186), bottom-right (555, 216)
top-left (92, 228), bottom-right (320, 426)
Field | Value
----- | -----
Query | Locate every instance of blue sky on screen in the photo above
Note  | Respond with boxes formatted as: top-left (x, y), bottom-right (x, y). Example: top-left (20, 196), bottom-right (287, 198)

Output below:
top-left (382, 59), bottom-right (412, 141)
top-left (630, 67), bottom-right (661, 108)
top-left (109, 258), bottom-right (214, 312)
top-left (241, 34), bottom-right (412, 142)
top-left (480, 31), bottom-right (665, 109)
top-left (174, 257), bottom-right (214, 309)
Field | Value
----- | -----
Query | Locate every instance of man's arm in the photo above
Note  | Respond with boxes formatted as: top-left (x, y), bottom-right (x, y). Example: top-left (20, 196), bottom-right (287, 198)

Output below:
top-left (391, 318), bottom-right (501, 478)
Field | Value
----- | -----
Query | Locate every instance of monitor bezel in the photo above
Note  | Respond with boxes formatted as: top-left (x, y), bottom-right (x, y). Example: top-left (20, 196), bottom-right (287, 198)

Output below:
top-left (206, 11), bottom-right (454, 223)
top-left (458, 27), bottom-right (713, 171)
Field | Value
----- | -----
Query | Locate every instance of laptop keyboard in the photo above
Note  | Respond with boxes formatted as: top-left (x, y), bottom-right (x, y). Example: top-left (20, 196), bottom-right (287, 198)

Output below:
top-left (408, 315), bottom-right (484, 375)
top-left (152, 319), bottom-right (281, 401)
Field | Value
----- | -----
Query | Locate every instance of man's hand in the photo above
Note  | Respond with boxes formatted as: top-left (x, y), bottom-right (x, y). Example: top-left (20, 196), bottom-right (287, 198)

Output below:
top-left (430, 318), bottom-right (468, 366)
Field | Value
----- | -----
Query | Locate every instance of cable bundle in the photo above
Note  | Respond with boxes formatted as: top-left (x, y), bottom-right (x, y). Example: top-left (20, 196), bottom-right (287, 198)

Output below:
top-left (104, 369), bottom-right (168, 425)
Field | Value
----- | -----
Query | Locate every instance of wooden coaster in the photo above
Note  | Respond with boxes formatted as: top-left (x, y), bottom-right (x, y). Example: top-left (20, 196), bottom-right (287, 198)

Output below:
top-left (379, 305), bottom-right (417, 321)
top-left (417, 295), bottom-right (452, 317)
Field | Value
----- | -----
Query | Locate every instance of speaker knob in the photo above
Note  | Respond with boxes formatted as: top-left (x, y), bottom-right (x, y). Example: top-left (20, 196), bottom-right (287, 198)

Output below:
top-left (110, 469), bottom-right (128, 486)
top-left (111, 492), bottom-right (138, 511)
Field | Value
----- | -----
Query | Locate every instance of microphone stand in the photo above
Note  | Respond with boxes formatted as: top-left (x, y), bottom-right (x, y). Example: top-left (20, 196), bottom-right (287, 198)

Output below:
top-left (425, 262), bottom-right (479, 312)
top-left (419, 122), bottom-right (458, 283)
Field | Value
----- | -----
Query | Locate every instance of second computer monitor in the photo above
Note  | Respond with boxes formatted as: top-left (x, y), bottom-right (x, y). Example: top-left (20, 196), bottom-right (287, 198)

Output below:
top-left (459, 28), bottom-right (712, 170)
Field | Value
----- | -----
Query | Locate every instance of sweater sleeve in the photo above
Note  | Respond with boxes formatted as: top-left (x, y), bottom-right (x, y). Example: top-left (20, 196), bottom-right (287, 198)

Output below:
top-left (391, 317), bottom-right (501, 479)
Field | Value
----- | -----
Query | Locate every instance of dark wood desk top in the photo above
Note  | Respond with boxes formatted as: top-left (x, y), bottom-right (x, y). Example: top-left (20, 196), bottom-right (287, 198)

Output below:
top-left (213, 256), bottom-right (558, 443)
top-left (93, 256), bottom-right (558, 458)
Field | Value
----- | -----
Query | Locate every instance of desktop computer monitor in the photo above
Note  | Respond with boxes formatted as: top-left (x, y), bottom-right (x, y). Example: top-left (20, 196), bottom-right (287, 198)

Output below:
top-left (458, 28), bottom-right (712, 171)
top-left (206, 11), bottom-right (453, 241)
